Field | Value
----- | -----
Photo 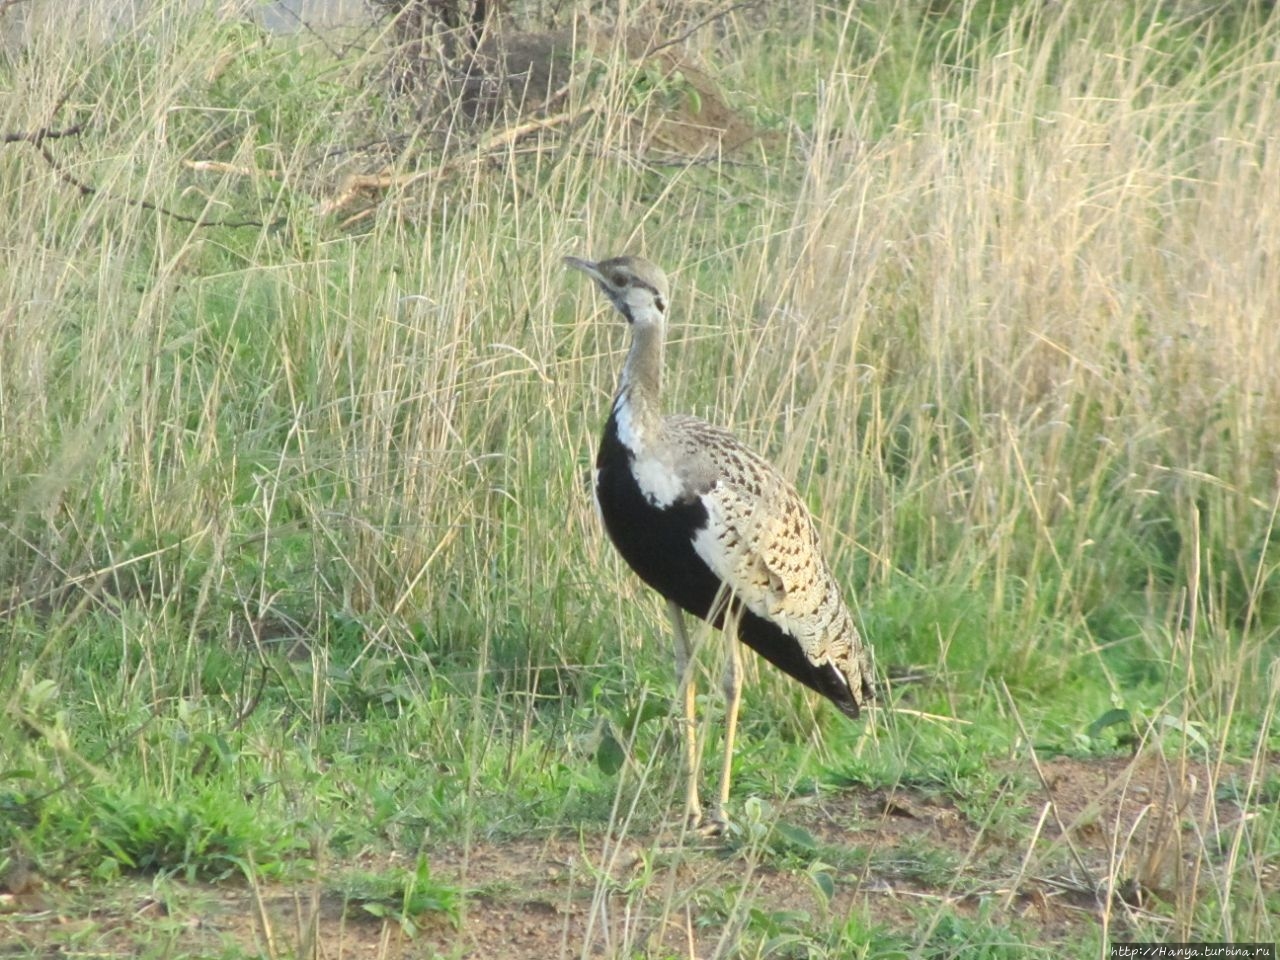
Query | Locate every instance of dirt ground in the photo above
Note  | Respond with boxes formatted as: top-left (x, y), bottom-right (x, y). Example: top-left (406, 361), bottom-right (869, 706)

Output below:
top-left (1, 753), bottom-right (1273, 958)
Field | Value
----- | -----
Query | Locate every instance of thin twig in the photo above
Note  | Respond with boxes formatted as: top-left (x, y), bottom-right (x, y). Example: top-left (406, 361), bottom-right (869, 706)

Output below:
top-left (4, 89), bottom-right (274, 229)
top-left (2, 83), bottom-right (80, 146)
top-left (2, 121), bottom-right (87, 145)
top-left (1002, 680), bottom-right (1100, 888)
top-left (191, 660), bottom-right (270, 777)
top-left (644, 0), bottom-right (762, 58)
top-left (36, 142), bottom-right (275, 229)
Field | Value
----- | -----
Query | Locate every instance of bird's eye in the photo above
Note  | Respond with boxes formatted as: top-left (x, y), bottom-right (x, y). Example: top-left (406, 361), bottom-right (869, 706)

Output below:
top-left (655, 296), bottom-right (667, 313)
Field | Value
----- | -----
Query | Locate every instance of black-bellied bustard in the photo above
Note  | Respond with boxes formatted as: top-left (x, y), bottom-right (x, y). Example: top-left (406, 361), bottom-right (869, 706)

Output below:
top-left (566, 254), bottom-right (875, 834)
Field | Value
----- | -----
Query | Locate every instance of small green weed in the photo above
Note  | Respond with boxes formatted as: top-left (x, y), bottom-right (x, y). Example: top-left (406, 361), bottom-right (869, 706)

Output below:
top-left (338, 854), bottom-right (462, 937)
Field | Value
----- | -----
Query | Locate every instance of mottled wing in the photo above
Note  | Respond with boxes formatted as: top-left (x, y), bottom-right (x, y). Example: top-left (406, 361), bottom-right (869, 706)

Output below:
top-left (667, 416), bottom-right (874, 705)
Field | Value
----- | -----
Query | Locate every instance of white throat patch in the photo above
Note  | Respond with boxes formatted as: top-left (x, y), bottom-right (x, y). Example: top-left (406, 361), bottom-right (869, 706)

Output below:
top-left (612, 396), bottom-right (684, 508)
top-left (612, 394), bottom-right (642, 450)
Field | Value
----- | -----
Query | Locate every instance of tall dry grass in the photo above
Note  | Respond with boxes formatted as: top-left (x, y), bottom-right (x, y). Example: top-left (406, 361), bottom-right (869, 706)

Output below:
top-left (0, 0), bottom-right (1276, 949)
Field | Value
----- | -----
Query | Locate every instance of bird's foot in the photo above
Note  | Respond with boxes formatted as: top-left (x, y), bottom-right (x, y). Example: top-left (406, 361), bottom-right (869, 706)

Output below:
top-left (690, 808), bottom-right (731, 838)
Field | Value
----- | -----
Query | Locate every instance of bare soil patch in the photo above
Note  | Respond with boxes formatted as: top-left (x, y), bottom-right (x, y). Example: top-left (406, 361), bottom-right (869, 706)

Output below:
top-left (0, 755), bottom-right (1270, 957)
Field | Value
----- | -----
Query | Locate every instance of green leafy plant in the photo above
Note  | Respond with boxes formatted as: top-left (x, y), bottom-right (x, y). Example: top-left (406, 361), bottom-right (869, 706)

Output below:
top-left (341, 855), bottom-right (462, 937)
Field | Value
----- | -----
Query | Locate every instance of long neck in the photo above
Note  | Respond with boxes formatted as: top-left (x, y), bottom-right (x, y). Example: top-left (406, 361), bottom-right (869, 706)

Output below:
top-left (613, 320), bottom-right (665, 448)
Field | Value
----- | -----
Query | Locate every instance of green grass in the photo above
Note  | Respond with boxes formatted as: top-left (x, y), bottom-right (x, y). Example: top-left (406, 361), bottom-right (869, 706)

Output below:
top-left (2, 0), bottom-right (1279, 956)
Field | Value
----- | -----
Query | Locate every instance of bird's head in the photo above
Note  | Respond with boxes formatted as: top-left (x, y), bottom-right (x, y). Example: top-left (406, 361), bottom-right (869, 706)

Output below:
top-left (564, 255), bottom-right (669, 327)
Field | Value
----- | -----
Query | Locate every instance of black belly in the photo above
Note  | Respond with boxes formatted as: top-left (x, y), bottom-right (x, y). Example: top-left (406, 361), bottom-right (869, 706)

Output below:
top-left (594, 433), bottom-right (724, 624)
top-left (595, 420), bottom-right (861, 718)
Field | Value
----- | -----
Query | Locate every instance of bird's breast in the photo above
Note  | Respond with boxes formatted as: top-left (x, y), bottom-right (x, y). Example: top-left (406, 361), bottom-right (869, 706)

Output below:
top-left (595, 418), bottom-right (726, 622)
top-left (601, 402), bottom-right (690, 508)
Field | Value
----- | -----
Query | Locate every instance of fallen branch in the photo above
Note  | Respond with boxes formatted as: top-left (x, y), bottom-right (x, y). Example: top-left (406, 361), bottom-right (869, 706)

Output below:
top-left (184, 159), bottom-right (285, 180)
top-left (317, 107), bottom-right (577, 216)
top-left (1, 86), bottom-right (80, 146)
top-left (2, 121), bottom-right (87, 145)
top-left (4, 91), bottom-right (273, 230)
top-left (33, 141), bottom-right (275, 229)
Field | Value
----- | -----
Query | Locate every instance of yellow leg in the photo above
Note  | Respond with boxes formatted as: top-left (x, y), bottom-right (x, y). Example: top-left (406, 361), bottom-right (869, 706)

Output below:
top-left (710, 636), bottom-right (743, 834)
top-left (667, 600), bottom-right (702, 829)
